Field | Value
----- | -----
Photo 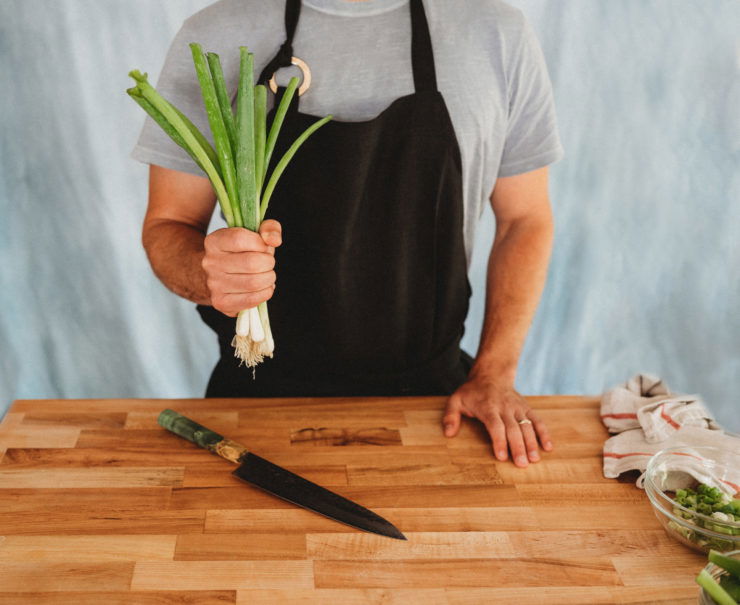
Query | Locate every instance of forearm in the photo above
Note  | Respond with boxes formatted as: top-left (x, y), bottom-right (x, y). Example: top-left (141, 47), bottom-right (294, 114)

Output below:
top-left (142, 219), bottom-right (211, 305)
top-left (470, 216), bottom-right (554, 384)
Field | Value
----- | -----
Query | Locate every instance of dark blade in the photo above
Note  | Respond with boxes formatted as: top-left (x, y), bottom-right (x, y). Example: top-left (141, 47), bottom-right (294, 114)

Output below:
top-left (232, 452), bottom-right (406, 540)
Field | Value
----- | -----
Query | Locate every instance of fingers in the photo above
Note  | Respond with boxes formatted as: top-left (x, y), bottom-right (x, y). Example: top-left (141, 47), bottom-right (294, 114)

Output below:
top-left (217, 271), bottom-right (277, 295)
top-left (203, 222), bottom-right (282, 316)
top-left (527, 410), bottom-right (554, 452)
top-left (212, 286), bottom-right (276, 317)
top-left (486, 415), bottom-right (508, 462)
top-left (207, 270), bottom-right (277, 313)
top-left (448, 381), bottom-right (553, 466)
top-left (442, 393), bottom-right (463, 437)
top-left (518, 418), bottom-right (540, 463)
top-left (259, 219), bottom-right (282, 250)
top-left (214, 251), bottom-right (275, 275)
top-left (503, 414), bottom-right (529, 468)
top-left (206, 227), bottom-right (270, 254)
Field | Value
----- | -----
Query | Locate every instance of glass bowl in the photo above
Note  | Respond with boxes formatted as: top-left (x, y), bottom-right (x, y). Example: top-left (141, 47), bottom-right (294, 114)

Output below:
top-left (697, 549), bottom-right (740, 604)
top-left (644, 446), bottom-right (740, 554)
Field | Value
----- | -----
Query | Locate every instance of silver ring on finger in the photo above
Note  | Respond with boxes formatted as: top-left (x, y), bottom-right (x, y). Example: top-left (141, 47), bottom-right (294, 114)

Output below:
top-left (518, 417), bottom-right (533, 425)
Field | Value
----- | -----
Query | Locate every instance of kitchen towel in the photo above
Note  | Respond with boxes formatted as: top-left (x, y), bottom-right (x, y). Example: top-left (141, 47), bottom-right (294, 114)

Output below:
top-left (601, 373), bottom-right (721, 442)
top-left (600, 373), bottom-right (737, 493)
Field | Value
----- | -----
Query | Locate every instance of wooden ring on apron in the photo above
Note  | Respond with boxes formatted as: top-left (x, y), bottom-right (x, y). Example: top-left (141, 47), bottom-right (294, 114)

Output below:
top-left (269, 56), bottom-right (311, 96)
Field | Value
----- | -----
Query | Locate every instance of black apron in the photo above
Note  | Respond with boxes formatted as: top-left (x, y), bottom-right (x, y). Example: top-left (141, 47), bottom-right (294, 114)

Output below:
top-left (197, 0), bottom-right (473, 397)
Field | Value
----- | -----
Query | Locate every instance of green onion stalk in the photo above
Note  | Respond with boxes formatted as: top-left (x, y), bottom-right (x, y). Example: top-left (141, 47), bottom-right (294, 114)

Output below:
top-left (128, 45), bottom-right (332, 367)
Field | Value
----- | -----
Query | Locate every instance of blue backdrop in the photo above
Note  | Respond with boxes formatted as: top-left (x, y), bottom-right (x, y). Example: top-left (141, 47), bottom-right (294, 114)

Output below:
top-left (1, 0), bottom-right (738, 430)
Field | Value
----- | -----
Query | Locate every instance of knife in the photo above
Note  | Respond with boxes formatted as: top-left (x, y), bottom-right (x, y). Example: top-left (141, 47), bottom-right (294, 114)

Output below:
top-left (158, 409), bottom-right (406, 540)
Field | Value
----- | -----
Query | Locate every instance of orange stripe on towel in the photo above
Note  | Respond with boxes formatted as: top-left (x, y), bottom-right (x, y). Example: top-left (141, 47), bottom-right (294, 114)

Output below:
top-left (722, 479), bottom-right (740, 492)
top-left (601, 413), bottom-right (638, 420)
top-left (660, 404), bottom-right (681, 429)
top-left (603, 452), bottom-right (654, 459)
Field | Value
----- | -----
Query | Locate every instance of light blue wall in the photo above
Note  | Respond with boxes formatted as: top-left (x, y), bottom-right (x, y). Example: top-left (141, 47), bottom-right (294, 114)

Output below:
top-left (1, 0), bottom-right (738, 430)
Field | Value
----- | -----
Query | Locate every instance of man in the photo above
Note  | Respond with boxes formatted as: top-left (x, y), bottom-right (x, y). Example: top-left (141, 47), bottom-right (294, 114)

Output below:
top-left (132, 0), bottom-right (564, 467)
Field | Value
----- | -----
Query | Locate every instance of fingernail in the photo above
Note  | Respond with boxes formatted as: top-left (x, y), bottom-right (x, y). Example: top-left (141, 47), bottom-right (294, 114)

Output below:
top-left (529, 451), bottom-right (540, 461)
top-left (515, 455), bottom-right (528, 467)
top-left (443, 424), bottom-right (452, 435)
top-left (496, 451), bottom-right (507, 461)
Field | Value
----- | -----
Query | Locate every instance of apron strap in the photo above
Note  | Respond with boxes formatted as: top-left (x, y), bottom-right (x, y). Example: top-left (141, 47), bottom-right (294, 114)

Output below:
top-left (258, 0), bottom-right (439, 100)
top-left (410, 0), bottom-right (437, 92)
top-left (257, 0), bottom-right (302, 86)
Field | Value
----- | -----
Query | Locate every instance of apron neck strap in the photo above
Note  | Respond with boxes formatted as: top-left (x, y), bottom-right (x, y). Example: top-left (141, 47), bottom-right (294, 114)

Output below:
top-left (258, 0), bottom-right (438, 97)
top-left (257, 0), bottom-right (301, 86)
top-left (410, 0), bottom-right (437, 92)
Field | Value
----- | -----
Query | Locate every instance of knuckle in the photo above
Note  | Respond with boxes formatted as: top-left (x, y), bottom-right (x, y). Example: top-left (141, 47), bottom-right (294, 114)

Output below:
top-left (236, 231), bottom-right (255, 251)
top-left (479, 411), bottom-right (497, 426)
top-left (244, 275), bottom-right (266, 292)
top-left (203, 237), bottom-right (217, 254)
top-left (201, 254), bottom-right (217, 274)
top-left (211, 294), bottom-right (228, 312)
top-left (205, 277), bottom-right (220, 294)
top-left (243, 292), bottom-right (262, 307)
top-left (502, 416), bottom-right (517, 430)
top-left (219, 228), bottom-right (245, 251)
top-left (483, 410), bottom-right (501, 425)
top-left (243, 253), bottom-right (269, 273)
top-left (242, 230), bottom-right (265, 251)
top-left (207, 227), bottom-right (229, 247)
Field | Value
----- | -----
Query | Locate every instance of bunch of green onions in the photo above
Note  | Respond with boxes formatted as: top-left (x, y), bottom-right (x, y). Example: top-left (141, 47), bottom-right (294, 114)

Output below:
top-left (127, 44), bottom-right (332, 367)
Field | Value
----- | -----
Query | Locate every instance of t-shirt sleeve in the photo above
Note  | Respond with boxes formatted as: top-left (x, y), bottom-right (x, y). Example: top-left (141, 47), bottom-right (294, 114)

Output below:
top-left (497, 16), bottom-right (565, 178)
top-left (129, 18), bottom-right (210, 177)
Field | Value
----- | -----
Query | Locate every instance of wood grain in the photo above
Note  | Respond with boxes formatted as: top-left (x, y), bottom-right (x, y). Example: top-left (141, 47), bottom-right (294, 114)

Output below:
top-left (0, 592), bottom-right (236, 605)
top-left (306, 531), bottom-right (515, 559)
top-left (0, 562), bottom-right (134, 591)
top-left (236, 588), bottom-right (448, 604)
top-left (313, 557), bottom-right (622, 588)
top-left (174, 533), bottom-right (306, 560)
top-left (0, 510), bottom-right (205, 535)
top-left (130, 561), bottom-right (314, 590)
top-left (0, 395), bottom-right (707, 601)
top-left (0, 466), bottom-right (183, 488)
top-left (0, 487), bottom-right (171, 512)
top-left (0, 535), bottom-right (177, 562)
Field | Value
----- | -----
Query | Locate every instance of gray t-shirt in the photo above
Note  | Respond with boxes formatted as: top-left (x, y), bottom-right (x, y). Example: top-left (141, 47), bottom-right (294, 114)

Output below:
top-left (131, 0), bottom-right (564, 265)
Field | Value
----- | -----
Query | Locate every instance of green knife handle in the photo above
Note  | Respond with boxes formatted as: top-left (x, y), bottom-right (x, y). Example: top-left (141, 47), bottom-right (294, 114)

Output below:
top-left (157, 409), bottom-right (247, 464)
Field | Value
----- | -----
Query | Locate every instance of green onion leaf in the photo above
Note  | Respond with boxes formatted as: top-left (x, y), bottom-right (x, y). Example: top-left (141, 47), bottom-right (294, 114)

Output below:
top-left (206, 52), bottom-right (237, 153)
top-left (128, 70), bottom-right (236, 227)
top-left (254, 84), bottom-right (267, 198)
top-left (263, 76), bottom-right (299, 184)
top-left (190, 43), bottom-right (242, 227)
top-left (236, 47), bottom-right (258, 231)
top-left (127, 87), bottom-right (206, 174)
top-left (260, 114), bottom-right (332, 220)
top-left (168, 103), bottom-right (220, 173)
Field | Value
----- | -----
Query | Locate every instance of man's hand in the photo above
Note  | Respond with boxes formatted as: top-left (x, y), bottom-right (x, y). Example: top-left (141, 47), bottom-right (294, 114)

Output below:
top-left (202, 220), bottom-right (282, 317)
top-left (442, 375), bottom-right (553, 467)
top-left (446, 166), bottom-right (555, 467)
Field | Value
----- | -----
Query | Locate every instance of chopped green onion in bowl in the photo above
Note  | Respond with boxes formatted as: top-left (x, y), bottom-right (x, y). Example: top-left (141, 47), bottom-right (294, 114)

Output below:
top-left (697, 549), bottom-right (740, 605)
top-left (644, 446), bottom-right (740, 554)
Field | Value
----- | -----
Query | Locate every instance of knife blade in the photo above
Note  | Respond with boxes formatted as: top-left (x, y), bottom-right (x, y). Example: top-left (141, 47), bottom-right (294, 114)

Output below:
top-left (158, 408), bottom-right (406, 540)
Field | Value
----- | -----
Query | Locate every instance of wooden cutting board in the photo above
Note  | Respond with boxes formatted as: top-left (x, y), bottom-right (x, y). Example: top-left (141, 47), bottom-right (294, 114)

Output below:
top-left (0, 395), bottom-right (705, 604)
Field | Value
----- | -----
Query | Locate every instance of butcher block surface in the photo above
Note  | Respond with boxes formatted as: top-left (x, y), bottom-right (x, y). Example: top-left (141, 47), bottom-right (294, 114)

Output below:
top-left (0, 395), bottom-right (705, 604)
